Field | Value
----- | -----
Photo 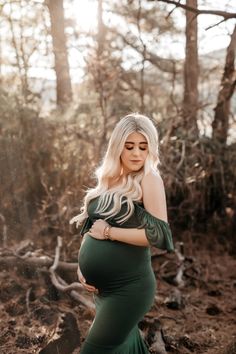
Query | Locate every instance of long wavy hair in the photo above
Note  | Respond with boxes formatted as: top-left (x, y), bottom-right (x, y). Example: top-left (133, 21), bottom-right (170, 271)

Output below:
top-left (70, 113), bottom-right (160, 226)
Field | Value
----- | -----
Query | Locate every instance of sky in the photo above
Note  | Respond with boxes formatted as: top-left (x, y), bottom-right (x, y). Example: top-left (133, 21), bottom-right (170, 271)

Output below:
top-left (70, 0), bottom-right (236, 57)
top-left (65, 0), bottom-right (236, 80)
top-left (1, 0), bottom-right (235, 81)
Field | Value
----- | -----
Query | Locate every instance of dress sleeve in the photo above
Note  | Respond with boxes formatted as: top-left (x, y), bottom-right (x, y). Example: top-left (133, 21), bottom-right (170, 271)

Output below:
top-left (80, 217), bottom-right (93, 237)
top-left (135, 203), bottom-right (174, 252)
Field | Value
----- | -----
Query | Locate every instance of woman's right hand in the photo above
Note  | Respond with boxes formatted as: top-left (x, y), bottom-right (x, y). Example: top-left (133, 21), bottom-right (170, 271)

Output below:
top-left (77, 266), bottom-right (98, 293)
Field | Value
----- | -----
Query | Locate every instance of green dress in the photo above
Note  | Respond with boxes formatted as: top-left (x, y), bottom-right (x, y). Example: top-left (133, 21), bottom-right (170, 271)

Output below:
top-left (78, 197), bottom-right (174, 354)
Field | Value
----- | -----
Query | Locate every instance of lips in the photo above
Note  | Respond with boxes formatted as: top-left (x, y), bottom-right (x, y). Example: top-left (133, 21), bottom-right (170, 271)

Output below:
top-left (130, 160), bottom-right (142, 163)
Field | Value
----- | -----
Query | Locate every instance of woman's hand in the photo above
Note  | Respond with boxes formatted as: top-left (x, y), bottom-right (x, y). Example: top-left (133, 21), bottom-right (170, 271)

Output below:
top-left (89, 219), bottom-right (109, 240)
top-left (77, 266), bottom-right (98, 293)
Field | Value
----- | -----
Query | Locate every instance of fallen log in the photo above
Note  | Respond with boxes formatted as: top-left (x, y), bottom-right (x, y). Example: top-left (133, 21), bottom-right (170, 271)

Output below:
top-left (0, 244), bottom-right (94, 309)
top-left (0, 255), bottom-right (78, 271)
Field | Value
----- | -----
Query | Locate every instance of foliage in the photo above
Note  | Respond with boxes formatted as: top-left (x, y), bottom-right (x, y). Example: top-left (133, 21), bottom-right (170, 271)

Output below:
top-left (0, 89), bottom-right (91, 242)
top-left (0, 0), bottom-right (235, 249)
top-left (0, 88), bottom-right (235, 248)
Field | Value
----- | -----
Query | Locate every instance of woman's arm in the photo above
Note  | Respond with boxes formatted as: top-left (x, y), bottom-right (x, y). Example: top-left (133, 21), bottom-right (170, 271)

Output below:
top-left (89, 171), bottom-right (169, 247)
top-left (141, 171), bottom-right (168, 222)
top-left (110, 227), bottom-right (148, 246)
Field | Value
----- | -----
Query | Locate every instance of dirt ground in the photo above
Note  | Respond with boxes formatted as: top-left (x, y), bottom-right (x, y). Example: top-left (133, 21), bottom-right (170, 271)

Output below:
top-left (0, 240), bottom-right (236, 354)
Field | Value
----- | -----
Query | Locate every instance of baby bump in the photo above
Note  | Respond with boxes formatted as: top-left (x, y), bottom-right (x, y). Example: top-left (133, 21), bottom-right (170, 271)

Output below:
top-left (78, 235), bottom-right (151, 290)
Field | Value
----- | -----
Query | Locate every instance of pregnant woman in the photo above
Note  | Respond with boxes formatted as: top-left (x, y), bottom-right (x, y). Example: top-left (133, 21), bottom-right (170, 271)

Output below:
top-left (70, 114), bottom-right (174, 353)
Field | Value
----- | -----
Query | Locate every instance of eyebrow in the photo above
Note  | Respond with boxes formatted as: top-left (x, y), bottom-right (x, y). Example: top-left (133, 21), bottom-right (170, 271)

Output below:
top-left (125, 141), bottom-right (148, 144)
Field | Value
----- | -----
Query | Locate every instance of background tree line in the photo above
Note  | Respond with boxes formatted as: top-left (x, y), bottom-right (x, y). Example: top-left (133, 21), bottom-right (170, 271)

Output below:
top-left (0, 0), bottom-right (235, 250)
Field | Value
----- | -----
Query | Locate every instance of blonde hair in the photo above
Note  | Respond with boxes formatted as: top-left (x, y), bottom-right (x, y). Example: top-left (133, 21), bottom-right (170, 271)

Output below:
top-left (70, 113), bottom-right (160, 226)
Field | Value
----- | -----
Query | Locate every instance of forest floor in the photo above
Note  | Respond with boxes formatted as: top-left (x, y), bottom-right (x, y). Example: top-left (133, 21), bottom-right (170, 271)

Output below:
top-left (0, 237), bottom-right (236, 354)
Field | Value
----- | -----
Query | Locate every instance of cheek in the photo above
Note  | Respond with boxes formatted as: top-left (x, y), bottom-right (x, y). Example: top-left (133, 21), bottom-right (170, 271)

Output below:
top-left (120, 150), bottom-right (129, 164)
top-left (143, 151), bottom-right (148, 160)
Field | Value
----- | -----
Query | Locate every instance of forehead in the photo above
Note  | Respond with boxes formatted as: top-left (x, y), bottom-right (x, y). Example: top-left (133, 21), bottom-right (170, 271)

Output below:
top-left (125, 132), bottom-right (147, 143)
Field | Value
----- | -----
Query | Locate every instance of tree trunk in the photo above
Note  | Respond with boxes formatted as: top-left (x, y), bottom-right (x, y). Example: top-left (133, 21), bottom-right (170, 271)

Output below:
top-left (95, 0), bottom-right (108, 161)
top-left (207, 25), bottom-right (236, 218)
top-left (182, 0), bottom-right (199, 138)
top-left (47, 0), bottom-right (72, 106)
top-left (212, 25), bottom-right (236, 146)
top-left (8, 2), bottom-right (29, 102)
top-left (97, 0), bottom-right (106, 57)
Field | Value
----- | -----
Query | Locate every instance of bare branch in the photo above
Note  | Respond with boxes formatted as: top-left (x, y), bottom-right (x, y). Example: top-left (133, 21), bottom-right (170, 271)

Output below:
top-left (0, 240), bottom-right (94, 309)
top-left (148, 0), bottom-right (236, 19)
top-left (48, 236), bottom-right (94, 308)
top-left (51, 273), bottom-right (94, 308)
top-left (0, 254), bottom-right (78, 271)
top-left (205, 18), bottom-right (227, 31)
top-left (50, 235), bottom-right (63, 271)
top-left (49, 236), bottom-right (82, 292)
top-left (109, 27), bottom-right (177, 73)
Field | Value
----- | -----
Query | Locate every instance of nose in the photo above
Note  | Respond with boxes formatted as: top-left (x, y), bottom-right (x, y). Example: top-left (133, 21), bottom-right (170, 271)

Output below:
top-left (132, 146), bottom-right (140, 157)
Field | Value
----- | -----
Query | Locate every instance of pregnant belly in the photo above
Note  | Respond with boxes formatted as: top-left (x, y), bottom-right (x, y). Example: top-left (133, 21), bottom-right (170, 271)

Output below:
top-left (78, 235), bottom-right (150, 290)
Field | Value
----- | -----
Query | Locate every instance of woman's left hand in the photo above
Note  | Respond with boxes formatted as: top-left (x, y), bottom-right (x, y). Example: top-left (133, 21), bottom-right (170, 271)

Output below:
top-left (89, 219), bottom-right (109, 240)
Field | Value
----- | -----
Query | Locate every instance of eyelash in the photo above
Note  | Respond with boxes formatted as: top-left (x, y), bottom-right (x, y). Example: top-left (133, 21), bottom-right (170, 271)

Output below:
top-left (125, 147), bottom-right (147, 151)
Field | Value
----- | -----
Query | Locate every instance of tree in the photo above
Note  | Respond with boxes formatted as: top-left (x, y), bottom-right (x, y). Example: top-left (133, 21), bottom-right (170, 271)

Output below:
top-left (182, 0), bottom-right (199, 137)
top-left (97, 0), bottom-right (106, 57)
top-left (206, 25), bottom-right (236, 218)
top-left (212, 25), bottom-right (236, 147)
top-left (46, 0), bottom-right (72, 106)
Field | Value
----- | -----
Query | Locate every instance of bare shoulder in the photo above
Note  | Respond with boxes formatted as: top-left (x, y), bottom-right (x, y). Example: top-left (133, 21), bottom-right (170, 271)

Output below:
top-left (141, 170), bottom-right (164, 191)
top-left (141, 170), bottom-right (167, 221)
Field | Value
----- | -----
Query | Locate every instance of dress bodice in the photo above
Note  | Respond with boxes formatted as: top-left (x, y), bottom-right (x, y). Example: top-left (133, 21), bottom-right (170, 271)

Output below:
top-left (80, 196), bottom-right (174, 252)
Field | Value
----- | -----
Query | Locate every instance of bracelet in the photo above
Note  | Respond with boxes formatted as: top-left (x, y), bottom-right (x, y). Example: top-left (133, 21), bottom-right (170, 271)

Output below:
top-left (103, 225), bottom-right (113, 241)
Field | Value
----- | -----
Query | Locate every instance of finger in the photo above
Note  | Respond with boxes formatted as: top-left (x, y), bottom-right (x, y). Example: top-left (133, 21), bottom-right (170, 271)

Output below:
top-left (84, 286), bottom-right (96, 292)
top-left (79, 275), bottom-right (86, 284)
top-left (78, 272), bottom-right (85, 280)
top-left (85, 284), bottom-right (97, 291)
top-left (79, 277), bottom-right (95, 290)
top-left (83, 283), bottom-right (98, 291)
top-left (77, 267), bottom-right (84, 278)
top-left (86, 287), bottom-right (97, 292)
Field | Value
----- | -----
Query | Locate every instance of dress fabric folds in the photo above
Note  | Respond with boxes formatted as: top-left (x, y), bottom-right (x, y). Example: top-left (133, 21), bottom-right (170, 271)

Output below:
top-left (78, 197), bottom-right (174, 353)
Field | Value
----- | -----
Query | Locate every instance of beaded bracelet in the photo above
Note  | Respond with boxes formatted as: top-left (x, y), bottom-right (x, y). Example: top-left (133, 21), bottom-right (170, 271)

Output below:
top-left (103, 225), bottom-right (113, 241)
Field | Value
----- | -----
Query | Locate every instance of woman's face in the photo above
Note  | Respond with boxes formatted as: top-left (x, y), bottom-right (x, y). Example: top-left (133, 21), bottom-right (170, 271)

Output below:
top-left (120, 132), bottom-right (148, 174)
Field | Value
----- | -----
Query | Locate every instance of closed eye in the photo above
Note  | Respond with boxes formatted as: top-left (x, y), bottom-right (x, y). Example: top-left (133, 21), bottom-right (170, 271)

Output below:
top-left (125, 146), bottom-right (147, 151)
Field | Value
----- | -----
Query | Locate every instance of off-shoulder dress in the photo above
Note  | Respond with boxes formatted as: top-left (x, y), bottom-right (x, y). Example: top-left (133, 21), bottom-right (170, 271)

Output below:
top-left (79, 197), bottom-right (174, 354)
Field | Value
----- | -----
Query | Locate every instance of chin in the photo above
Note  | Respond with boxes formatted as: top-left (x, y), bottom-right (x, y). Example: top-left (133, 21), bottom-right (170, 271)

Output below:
top-left (130, 166), bottom-right (144, 173)
top-left (123, 164), bottom-right (144, 174)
